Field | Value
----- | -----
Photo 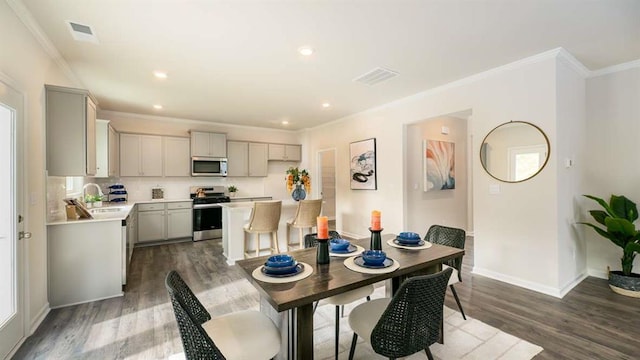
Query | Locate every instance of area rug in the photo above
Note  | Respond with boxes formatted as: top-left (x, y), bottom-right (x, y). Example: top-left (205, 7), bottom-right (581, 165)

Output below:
top-left (313, 286), bottom-right (543, 360)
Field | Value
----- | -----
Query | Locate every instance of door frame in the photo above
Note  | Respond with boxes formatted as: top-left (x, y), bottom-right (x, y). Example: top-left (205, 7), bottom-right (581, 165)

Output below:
top-left (0, 72), bottom-right (27, 358)
top-left (316, 148), bottom-right (337, 220)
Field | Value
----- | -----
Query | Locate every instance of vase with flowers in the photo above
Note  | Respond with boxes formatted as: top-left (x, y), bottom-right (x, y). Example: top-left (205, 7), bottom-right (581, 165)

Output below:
top-left (286, 167), bottom-right (311, 201)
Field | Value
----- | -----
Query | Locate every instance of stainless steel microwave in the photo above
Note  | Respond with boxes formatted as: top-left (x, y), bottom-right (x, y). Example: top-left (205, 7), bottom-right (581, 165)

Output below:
top-left (192, 157), bottom-right (228, 177)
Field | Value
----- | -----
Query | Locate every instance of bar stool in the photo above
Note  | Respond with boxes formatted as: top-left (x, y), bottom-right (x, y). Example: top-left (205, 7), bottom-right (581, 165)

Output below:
top-left (243, 201), bottom-right (282, 258)
top-left (286, 199), bottom-right (322, 250)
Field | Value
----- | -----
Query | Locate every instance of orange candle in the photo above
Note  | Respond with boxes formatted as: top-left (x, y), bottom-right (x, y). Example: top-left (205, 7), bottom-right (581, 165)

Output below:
top-left (317, 216), bottom-right (329, 239)
top-left (371, 210), bottom-right (381, 230)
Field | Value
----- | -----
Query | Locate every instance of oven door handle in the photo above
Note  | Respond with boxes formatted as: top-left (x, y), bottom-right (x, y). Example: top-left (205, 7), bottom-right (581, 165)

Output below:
top-left (193, 204), bottom-right (223, 209)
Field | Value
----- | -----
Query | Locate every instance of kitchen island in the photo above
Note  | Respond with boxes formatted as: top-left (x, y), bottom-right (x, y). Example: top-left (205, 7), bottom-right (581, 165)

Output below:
top-left (221, 200), bottom-right (299, 265)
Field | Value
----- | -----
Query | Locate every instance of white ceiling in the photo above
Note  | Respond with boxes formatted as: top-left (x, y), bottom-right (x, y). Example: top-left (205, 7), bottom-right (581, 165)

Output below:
top-left (16, 0), bottom-right (640, 130)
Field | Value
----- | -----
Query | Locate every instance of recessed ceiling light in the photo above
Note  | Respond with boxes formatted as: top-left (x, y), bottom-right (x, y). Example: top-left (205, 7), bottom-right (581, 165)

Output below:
top-left (153, 104), bottom-right (163, 110)
top-left (322, 103), bottom-right (331, 108)
top-left (298, 46), bottom-right (314, 56)
top-left (153, 71), bottom-right (167, 79)
top-left (281, 120), bottom-right (289, 125)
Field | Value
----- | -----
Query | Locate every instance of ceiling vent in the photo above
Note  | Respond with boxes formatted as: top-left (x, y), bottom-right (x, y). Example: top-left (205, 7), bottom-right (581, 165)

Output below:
top-left (353, 67), bottom-right (399, 86)
top-left (66, 21), bottom-right (99, 43)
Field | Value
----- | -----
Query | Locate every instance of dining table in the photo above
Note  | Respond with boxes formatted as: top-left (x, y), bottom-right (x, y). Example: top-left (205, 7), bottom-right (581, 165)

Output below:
top-left (236, 233), bottom-right (465, 360)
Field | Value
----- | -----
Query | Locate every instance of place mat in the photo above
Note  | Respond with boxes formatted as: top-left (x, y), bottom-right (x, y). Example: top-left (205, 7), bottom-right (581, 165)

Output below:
top-left (252, 262), bottom-right (313, 283)
top-left (330, 244), bottom-right (365, 257)
top-left (343, 256), bottom-right (400, 274)
top-left (387, 238), bottom-right (433, 250)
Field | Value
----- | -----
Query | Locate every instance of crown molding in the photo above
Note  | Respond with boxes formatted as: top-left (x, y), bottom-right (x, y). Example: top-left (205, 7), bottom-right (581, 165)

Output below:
top-left (556, 48), bottom-right (591, 78)
top-left (99, 110), bottom-right (302, 134)
top-left (589, 59), bottom-right (640, 78)
top-left (7, 0), bottom-right (83, 88)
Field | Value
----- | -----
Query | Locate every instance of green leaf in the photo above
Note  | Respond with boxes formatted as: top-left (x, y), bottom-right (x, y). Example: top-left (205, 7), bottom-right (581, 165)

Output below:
top-left (610, 195), bottom-right (639, 222)
top-left (583, 195), bottom-right (616, 217)
top-left (589, 210), bottom-right (609, 226)
top-left (604, 217), bottom-right (637, 238)
top-left (625, 242), bottom-right (640, 256)
top-left (579, 222), bottom-right (625, 248)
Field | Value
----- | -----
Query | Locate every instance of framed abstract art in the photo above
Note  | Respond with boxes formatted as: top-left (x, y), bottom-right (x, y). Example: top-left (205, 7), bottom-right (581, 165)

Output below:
top-left (423, 139), bottom-right (455, 191)
top-left (350, 138), bottom-right (377, 190)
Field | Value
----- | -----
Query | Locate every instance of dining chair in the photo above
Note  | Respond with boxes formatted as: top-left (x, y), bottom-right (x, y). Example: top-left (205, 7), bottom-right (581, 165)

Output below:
top-left (425, 224), bottom-right (467, 320)
top-left (165, 270), bottom-right (281, 360)
top-left (304, 232), bottom-right (374, 360)
top-left (286, 199), bottom-right (323, 250)
top-left (243, 200), bottom-right (282, 258)
top-left (347, 268), bottom-right (453, 360)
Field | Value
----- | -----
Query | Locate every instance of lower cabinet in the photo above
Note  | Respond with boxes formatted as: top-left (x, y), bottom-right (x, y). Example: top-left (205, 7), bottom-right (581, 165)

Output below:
top-left (137, 201), bottom-right (192, 243)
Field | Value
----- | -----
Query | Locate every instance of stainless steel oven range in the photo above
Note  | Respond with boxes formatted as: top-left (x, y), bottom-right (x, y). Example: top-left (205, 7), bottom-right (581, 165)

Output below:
top-left (190, 186), bottom-right (230, 241)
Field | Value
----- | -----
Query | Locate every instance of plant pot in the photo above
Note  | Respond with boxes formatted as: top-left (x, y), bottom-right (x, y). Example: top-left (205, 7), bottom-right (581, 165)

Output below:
top-left (608, 270), bottom-right (640, 298)
top-left (229, 192), bottom-right (237, 198)
top-left (291, 185), bottom-right (306, 201)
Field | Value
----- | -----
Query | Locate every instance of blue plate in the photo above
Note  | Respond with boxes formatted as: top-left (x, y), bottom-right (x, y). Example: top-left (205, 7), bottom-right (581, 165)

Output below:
top-left (262, 263), bottom-right (304, 277)
top-left (330, 244), bottom-right (358, 254)
top-left (394, 238), bottom-right (425, 247)
top-left (354, 256), bottom-right (394, 269)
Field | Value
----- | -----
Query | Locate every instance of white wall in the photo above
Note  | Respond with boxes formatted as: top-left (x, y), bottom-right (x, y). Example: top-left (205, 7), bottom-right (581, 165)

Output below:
top-left (305, 49), bottom-right (584, 296)
top-left (584, 65), bottom-right (640, 278)
top-left (405, 116), bottom-right (468, 235)
top-left (1, 2), bottom-right (79, 332)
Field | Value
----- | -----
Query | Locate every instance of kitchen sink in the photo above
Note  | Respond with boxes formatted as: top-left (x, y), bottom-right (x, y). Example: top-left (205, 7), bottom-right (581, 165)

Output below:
top-left (89, 206), bottom-right (127, 214)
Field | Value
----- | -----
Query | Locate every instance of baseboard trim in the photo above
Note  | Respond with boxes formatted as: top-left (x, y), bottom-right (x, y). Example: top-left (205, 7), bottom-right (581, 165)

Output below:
top-left (558, 272), bottom-right (589, 298)
top-left (5, 337), bottom-right (26, 360)
top-left (29, 302), bottom-right (50, 335)
top-left (472, 266), bottom-right (564, 298)
top-left (50, 293), bottom-right (123, 310)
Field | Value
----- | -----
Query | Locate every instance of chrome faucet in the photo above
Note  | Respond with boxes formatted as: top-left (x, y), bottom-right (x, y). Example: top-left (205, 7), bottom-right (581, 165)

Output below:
top-left (82, 183), bottom-right (104, 201)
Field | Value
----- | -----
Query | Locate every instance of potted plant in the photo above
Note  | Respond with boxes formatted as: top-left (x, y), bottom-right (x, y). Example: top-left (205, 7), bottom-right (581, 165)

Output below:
top-left (228, 185), bottom-right (238, 197)
top-left (580, 194), bottom-right (640, 297)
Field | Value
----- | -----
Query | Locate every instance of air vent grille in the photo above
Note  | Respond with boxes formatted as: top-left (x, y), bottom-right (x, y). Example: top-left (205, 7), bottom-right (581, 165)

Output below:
top-left (66, 21), bottom-right (99, 43)
top-left (353, 67), bottom-right (399, 86)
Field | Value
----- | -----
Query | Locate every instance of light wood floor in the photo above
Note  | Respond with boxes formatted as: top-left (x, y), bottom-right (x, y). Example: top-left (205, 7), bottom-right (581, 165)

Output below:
top-left (13, 237), bottom-right (640, 359)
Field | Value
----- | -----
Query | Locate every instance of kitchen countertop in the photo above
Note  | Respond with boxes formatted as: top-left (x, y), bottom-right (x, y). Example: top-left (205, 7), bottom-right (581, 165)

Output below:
top-left (47, 198), bottom-right (193, 226)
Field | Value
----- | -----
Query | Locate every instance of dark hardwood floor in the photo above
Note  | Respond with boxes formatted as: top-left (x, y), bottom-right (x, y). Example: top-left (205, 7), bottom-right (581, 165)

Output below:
top-left (13, 237), bottom-right (639, 359)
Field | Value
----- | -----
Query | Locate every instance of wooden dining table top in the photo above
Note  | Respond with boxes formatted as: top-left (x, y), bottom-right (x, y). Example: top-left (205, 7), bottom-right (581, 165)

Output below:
top-left (236, 233), bottom-right (465, 312)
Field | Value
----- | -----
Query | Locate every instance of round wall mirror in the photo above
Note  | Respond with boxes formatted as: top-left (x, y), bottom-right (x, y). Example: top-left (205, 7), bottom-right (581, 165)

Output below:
top-left (480, 121), bottom-right (550, 183)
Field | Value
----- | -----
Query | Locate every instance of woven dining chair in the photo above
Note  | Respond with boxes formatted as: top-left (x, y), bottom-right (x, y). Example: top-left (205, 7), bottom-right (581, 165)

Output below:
top-left (243, 200), bottom-right (282, 258)
top-left (347, 268), bottom-right (453, 360)
top-left (165, 270), bottom-right (281, 360)
top-left (286, 199), bottom-right (323, 250)
top-left (425, 224), bottom-right (467, 320)
top-left (304, 232), bottom-right (374, 360)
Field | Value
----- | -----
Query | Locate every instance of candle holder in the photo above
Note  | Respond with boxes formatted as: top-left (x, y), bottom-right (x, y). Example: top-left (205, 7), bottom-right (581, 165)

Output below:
top-left (369, 227), bottom-right (383, 250)
top-left (316, 237), bottom-right (330, 264)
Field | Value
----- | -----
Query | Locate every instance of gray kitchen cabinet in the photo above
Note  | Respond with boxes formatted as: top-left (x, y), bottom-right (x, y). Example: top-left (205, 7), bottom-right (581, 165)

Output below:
top-left (119, 133), bottom-right (163, 176)
top-left (167, 207), bottom-right (193, 238)
top-left (164, 136), bottom-right (191, 177)
top-left (249, 142), bottom-right (268, 176)
top-left (45, 84), bottom-right (98, 176)
top-left (108, 125), bottom-right (119, 177)
top-left (227, 141), bottom-right (268, 177)
top-left (268, 143), bottom-right (301, 161)
top-left (138, 201), bottom-right (192, 242)
top-left (227, 141), bottom-right (248, 176)
top-left (95, 120), bottom-right (119, 178)
top-left (191, 131), bottom-right (227, 157)
top-left (137, 209), bottom-right (166, 242)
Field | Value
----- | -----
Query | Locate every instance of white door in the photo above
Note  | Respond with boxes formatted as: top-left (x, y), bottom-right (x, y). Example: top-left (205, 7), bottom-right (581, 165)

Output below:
top-left (318, 149), bottom-right (337, 220)
top-left (0, 78), bottom-right (25, 358)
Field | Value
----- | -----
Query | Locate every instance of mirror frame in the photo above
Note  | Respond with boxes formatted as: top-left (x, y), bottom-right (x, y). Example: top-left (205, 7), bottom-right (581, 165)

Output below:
top-left (479, 120), bottom-right (550, 183)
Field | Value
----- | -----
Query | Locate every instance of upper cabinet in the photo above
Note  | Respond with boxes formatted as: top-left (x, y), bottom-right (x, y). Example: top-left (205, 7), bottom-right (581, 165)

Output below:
top-left (45, 84), bottom-right (97, 176)
top-left (95, 119), bottom-right (119, 178)
top-left (164, 137), bottom-right (191, 177)
top-left (268, 144), bottom-right (301, 161)
top-left (119, 134), bottom-right (163, 176)
top-left (227, 141), bottom-right (268, 177)
top-left (191, 131), bottom-right (227, 158)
